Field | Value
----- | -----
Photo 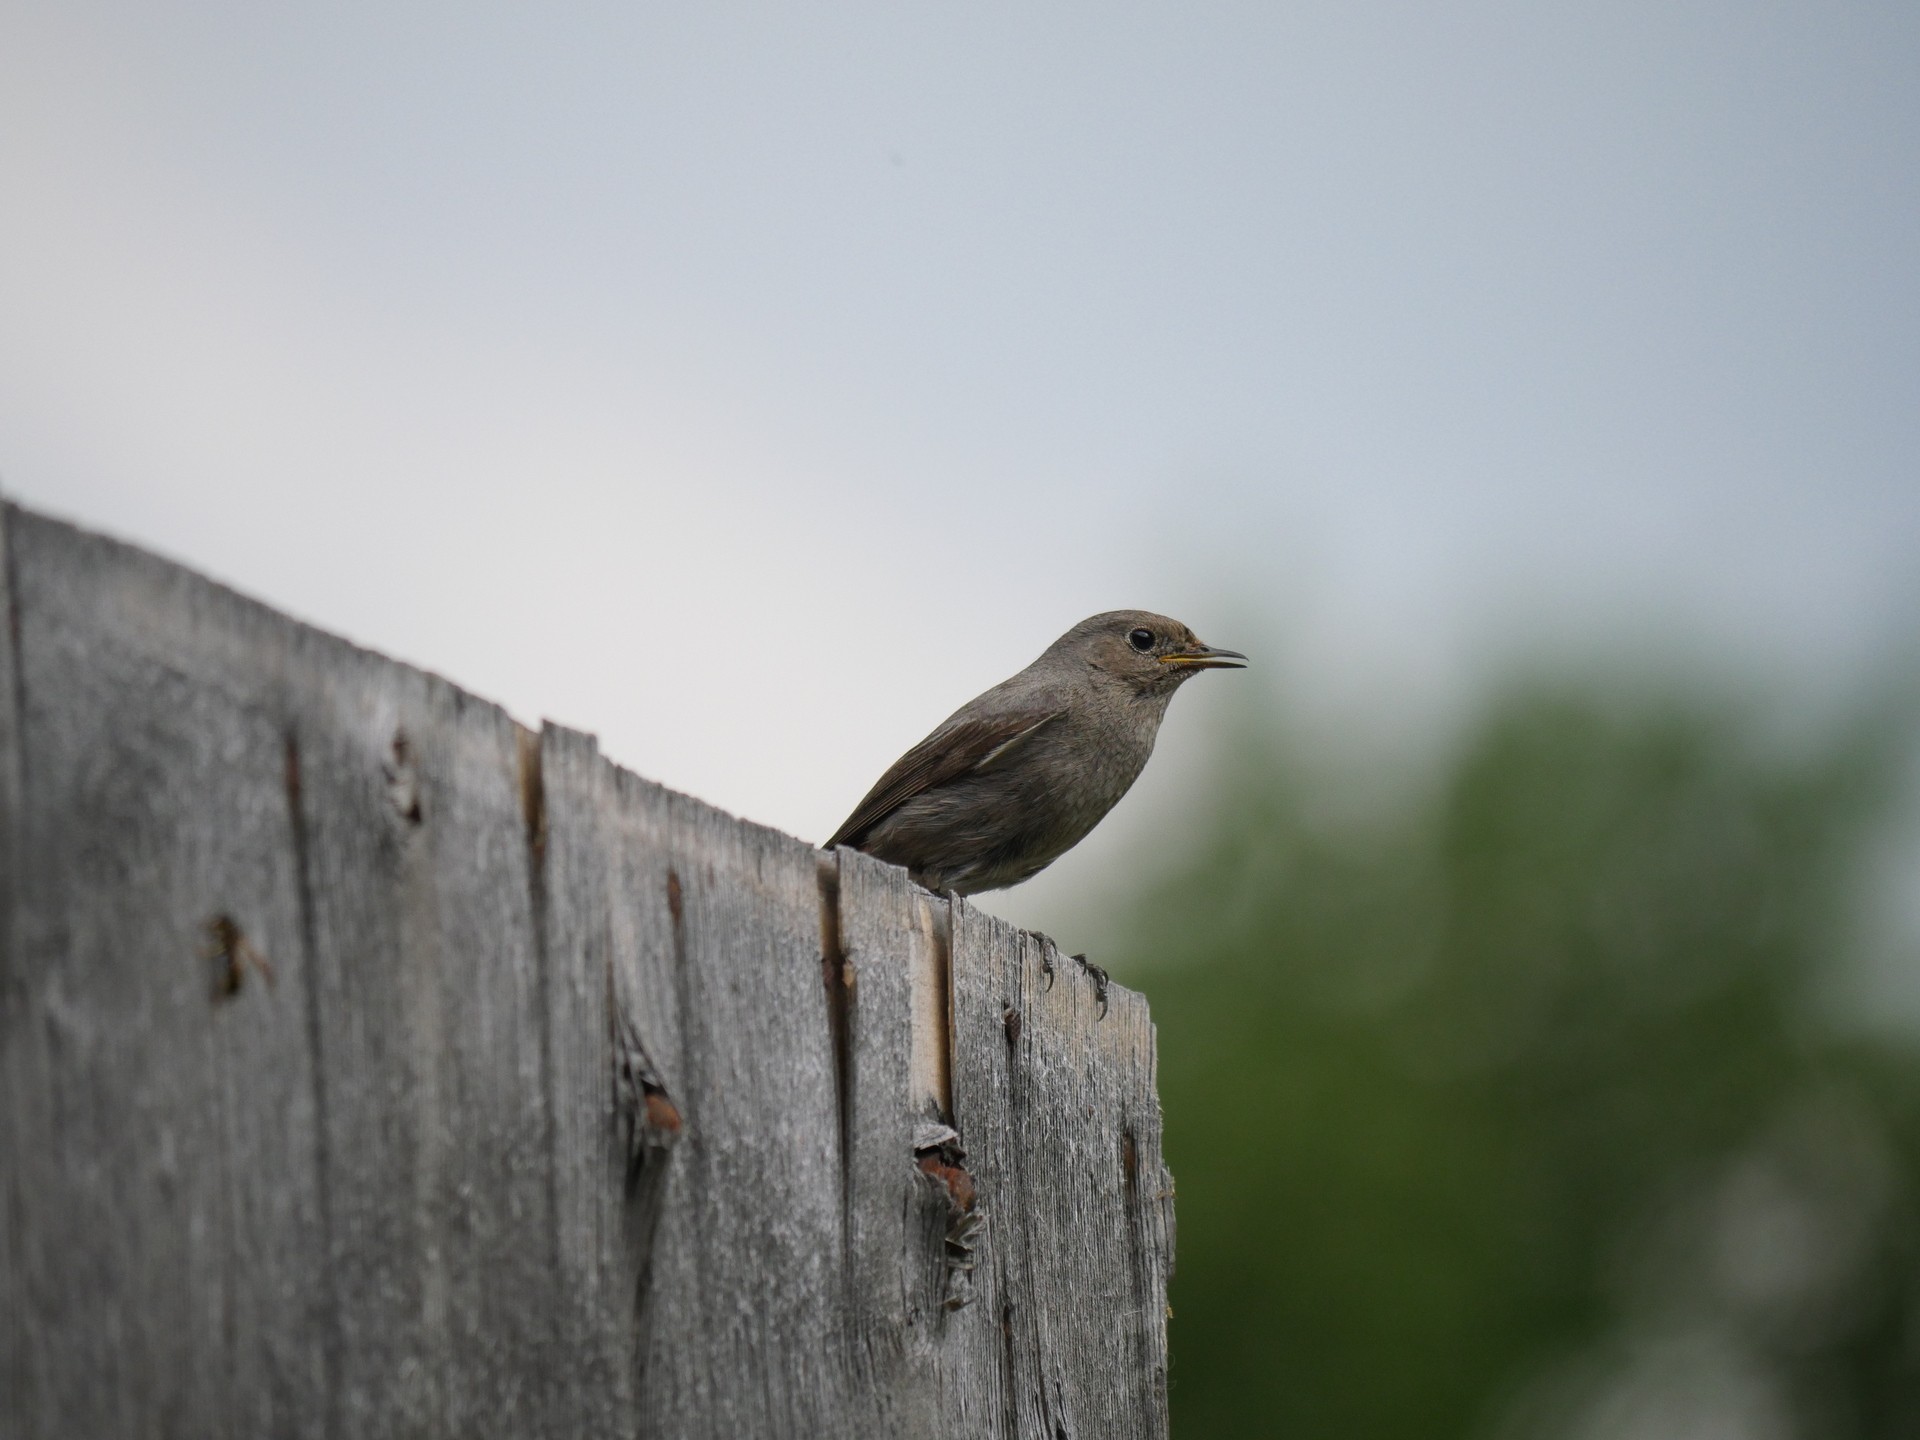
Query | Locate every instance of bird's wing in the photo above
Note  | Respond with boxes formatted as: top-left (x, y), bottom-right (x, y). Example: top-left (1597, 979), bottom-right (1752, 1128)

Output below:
top-left (825, 707), bottom-right (1065, 850)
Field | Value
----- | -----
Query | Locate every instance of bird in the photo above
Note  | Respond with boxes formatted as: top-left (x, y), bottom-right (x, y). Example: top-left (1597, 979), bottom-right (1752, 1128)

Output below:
top-left (825, 611), bottom-right (1246, 895)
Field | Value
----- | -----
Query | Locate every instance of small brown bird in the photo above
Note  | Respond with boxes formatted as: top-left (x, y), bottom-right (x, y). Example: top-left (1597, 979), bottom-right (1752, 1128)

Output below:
top-left (826, 611), bottom-right (1246, 894)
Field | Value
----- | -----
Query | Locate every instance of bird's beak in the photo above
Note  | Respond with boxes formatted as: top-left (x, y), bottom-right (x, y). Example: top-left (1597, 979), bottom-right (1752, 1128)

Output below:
top-left (1160, 643), bottom-right (1248, 670)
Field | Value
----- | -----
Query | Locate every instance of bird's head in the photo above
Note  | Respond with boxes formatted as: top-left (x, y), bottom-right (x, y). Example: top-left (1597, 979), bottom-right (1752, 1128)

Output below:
top-left (1060, 610), bottom-right (1248, 697)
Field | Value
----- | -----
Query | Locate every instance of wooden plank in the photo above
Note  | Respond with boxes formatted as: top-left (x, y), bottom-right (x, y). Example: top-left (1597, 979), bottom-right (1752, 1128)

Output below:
top-left (534, 739), bottom-right (695, 1433)
top-left (1013, 937), bottom-right (1173, 1437)
top-left (943, 902), bottom-right (1173, 1438)
top-left (1114, 991), bottom-right (1176, 1432)
top-left (541, 735), bottom-right (857, 1434)
top-left (637, 785), bottom-right (852, 1435)
top-left (529, 722), bottom-right (640, 1431)
top-left (278, 611), bottom-right (564, 1437)
top-left (940, 901), bottom-right (1024, 1437)
top-left (832, 848), bottom-right (919, 1329)
top-left (832, 848), bottom-right (949, 1434)
top-left (0, 507), bottom-right (329, 1438)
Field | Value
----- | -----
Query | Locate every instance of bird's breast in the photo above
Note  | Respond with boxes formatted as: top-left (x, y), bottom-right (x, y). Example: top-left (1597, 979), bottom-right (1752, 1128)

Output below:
top-left (1008, 705), bottom-right (1159, 830)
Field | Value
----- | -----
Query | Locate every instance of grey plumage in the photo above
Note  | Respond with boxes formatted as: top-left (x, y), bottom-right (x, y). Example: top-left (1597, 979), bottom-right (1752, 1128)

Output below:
top-left (826, 610), bottom-right (1246, 894)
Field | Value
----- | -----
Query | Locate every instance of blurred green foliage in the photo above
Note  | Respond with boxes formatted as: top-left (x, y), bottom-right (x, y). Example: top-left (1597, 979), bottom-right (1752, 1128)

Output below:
top-left (1121, 679), bottom-right (1920, 1439)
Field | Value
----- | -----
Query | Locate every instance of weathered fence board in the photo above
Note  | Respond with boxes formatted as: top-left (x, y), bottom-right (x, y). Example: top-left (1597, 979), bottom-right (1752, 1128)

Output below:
top-left (0, 501), bottom-right (1173, 1439)
top-left (2, 510), bottom-right (332, 1435)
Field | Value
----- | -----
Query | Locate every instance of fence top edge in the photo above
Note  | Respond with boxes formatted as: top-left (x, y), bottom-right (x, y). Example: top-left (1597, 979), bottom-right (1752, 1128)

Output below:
top-left (9, 497), bottom-right (1154, 1018)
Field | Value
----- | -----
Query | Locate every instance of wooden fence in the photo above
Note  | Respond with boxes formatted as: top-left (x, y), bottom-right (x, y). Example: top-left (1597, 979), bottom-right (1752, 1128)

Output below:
top-left (0, 501), bottom-right (1173, 1438)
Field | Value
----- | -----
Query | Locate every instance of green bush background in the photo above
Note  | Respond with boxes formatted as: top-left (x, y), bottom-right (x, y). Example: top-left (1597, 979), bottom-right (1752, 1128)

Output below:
top-left (1113, 677), bottom-right (1920, 1438)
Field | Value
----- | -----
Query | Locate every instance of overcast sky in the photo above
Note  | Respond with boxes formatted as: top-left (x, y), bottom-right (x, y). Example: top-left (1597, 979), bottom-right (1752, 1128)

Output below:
top-left (3, 2), bottom-right (1916, 936)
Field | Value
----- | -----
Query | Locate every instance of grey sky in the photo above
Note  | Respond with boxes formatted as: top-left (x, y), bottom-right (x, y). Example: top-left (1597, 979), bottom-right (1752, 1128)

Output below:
top-left (3, 2), bottom-right (1916, 933)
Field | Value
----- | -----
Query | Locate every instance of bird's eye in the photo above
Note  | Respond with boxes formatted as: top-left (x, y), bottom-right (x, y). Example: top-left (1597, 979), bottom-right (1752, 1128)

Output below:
top-left (1128, 628), bottom-right (1155, 653)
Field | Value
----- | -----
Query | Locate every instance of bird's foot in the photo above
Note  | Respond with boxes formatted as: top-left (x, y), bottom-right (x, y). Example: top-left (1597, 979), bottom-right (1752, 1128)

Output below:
top-left (1030, 933), bottom-right (1058, 990)
top-left (1071, 954), bottom-right (1110, 1019)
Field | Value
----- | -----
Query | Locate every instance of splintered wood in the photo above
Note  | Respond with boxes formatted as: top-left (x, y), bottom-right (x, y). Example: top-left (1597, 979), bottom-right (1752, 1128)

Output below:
top-left (0, 502), bottom-right (1174, 1439)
